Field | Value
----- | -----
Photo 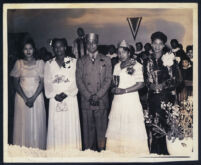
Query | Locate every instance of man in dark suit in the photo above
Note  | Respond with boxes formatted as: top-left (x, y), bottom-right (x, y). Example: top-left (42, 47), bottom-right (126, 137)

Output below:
top-left (73, 27), bottom-right (87, 59)
top-left (76, 33), bottom-right (112, 151)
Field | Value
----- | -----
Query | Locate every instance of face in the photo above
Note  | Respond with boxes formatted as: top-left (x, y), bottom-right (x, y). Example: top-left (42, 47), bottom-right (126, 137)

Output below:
top-left (136, 44), bottom-right (142, 51)
top-left (118, 47), bottom-right (130, 62)
top-left (171, 41), bottom-right (178, 49)
top-left (182, 60), bottom-right (189, 68)
top-left (23, 43), bottom-right (34, 59)
top-left (77, 29), bottom-right (84, 37)
top-left (152, 39), bottom-right (165, 54)
top-left (187, 50), bottom-right (193, 59)
top-left (87, 40), bottom-right (98, 54)
top-left (144, 44), bottom-right (151, 51)
top-left (53, 41), bottom-right (66, 57)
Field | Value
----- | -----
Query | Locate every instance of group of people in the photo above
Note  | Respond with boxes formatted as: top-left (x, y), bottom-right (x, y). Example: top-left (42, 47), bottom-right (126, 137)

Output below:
top-left (9, 28), bottom-right (193, 155)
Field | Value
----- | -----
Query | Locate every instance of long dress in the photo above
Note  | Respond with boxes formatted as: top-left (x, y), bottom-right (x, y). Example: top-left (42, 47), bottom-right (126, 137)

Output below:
top-left (44, 56), bottom-right (82, 151)
top-left (106, 62), bottom-right (149, 154)
top-left (10, 60), bottom-right (46, 149)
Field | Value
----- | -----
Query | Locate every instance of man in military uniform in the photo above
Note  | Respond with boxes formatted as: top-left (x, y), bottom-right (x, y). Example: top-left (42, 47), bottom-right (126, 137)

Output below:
top-left (76, 33), bottom-right (112, 151)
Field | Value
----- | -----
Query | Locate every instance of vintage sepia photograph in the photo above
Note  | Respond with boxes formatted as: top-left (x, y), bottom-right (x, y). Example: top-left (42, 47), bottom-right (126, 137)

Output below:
top-left (3, 2), bottom-right (199, 163)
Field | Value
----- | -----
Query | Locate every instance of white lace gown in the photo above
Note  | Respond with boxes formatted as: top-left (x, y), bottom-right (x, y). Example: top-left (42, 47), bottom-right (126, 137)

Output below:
top-left (44, 57), bottom-right (81, 151)
top-left (10, 60), bottom-right (46, 149)
top-left (106, 62), bottom-right (149, 154)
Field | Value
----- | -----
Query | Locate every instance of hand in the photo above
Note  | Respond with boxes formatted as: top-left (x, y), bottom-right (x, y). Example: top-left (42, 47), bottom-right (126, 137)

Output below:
top-left (113, 88), bottom-right (126, 95)
top-left (26, 97), bottom-right (36, 108)
top-left (55, 93), bottom-right (67, 102)
top-left (26, 102), bottom-right (33, 108)
top-left (155, 83), bottom-right (164, 91)
top-left (89, 95), bottom-right (99, 106)
top-left (55, 94), bottom-right (63, 102)
top-left (60, 92), bottom-right (68, 100)
top-left (111, 87), bottom-right (116, 94)
top-left (91, 94), bottom-right (99, 102)
top-left (89, 99), bottom-right (99, 106)
top-left (150, 83), bottom-right (163, 91)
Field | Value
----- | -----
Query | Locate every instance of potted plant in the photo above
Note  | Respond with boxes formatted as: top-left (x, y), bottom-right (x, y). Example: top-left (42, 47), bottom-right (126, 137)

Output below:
top-left (146, 96), bottom-right (193, 155)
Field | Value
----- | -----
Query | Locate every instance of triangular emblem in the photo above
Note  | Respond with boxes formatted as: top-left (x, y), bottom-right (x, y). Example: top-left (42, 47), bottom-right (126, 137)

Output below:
top-left (127, 17), bottom-right (142, 41)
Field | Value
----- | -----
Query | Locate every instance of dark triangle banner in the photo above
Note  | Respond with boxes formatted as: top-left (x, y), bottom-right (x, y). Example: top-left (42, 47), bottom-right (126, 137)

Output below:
top-left (127, 17), bottom-right (142, 41)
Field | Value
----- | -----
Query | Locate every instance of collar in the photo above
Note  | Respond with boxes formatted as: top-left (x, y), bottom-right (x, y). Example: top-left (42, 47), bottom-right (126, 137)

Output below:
top-left (172, 47), bottom-right (180, 53)
top-left (183, 64), bottom-right (192, 69)
top-left (88, 51), bottom-right (98, 59)
top-left (135, 50), bottom-right (142, 54)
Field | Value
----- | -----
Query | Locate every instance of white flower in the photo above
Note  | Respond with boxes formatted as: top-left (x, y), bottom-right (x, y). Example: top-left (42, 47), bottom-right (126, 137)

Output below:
top-left (162, 52), bottom-right (175, 67)
top-left (172, 104), bottom-right (180, 112)
top-left (161, 101), bottom-right (166, 109)
top-left (63, 57), bottom-right (71, 68)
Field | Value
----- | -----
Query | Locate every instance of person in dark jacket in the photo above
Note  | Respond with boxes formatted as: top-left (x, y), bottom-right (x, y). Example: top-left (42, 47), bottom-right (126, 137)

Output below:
top-left (76, 33), bottom-right (112, 151)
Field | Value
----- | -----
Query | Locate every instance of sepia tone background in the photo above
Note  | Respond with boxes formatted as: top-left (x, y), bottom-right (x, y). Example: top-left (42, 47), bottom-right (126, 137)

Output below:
top-left (3, 3), bottom-right (198, 162)
top-left (7, 8), bottom-right (193, 52)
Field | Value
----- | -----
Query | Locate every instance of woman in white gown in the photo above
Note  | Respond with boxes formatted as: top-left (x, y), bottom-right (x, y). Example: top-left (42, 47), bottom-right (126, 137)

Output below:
top-left (10, 38), bottom-right (46, 149)
top-left (44, 38), bottom-right (81, 151)
top-left (106, 40), bottom-right (149, 154)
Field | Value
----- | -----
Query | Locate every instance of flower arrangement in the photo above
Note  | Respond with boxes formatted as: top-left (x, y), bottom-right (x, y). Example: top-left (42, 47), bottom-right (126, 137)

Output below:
top-left (126, 58), bottom-right (136, 75)
top-left (161, 52), bottom-right (175, 67)
top-left (62, 57), bottom-right (71, 68)
top-left (127, 66), bottom-right (135, 75)
top-left (146, 96), bottom-right (193, 142)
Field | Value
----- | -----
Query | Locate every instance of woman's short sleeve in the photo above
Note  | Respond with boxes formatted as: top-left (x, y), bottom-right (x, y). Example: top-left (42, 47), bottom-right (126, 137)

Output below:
top-left (10, 60), bottom-right (21, 77)
top-left (38, 60), bottom-right (45, 78)
top-left (134, 62), bottom-right (144, 82)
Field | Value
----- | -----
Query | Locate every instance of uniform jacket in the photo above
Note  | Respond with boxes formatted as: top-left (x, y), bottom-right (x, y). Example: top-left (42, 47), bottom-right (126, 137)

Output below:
top-left (76, 53), bottom-right (112, 110)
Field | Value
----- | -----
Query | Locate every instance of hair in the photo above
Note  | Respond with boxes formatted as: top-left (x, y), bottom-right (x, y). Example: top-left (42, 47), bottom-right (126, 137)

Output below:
top-left (162, 45), bottom-right (171, 54)
top-left (186, 45), bottom-right (193, 52)
top-left (129, 45), bottom-right (135, 57)
top-left (21, 37), bottom-right (37, 59)
top-left (51, 38), bottom-right (68, 48)
top-left (151, 31), bottom-right (167, 44)
top-left (51, 38), bottom-right (75, 58)
top-left (144, 43), bottom-right (152, 51)
top-left (109, 45), bottom-right (116, 50)
top-left (178, 43), bottom-right (183, 50)
top-left (181, 56), bottom-right (191, 64)
top-left (118, 47), bottom-right (130, 54)
top-left (136, 42), bottom-right (143, 48)
top-left (170, 39), bottom-right (179, 45)
top-left (77, 27), bottom-right (84, 33)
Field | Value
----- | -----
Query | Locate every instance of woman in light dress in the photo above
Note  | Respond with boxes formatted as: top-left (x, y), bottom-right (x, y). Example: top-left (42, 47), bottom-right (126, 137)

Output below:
top-left (106, 40), bottom-right (149, 154)
top-left (10, 38), bottom-right (46, 149)
top-left (44, 38), bottom-right (81, 151)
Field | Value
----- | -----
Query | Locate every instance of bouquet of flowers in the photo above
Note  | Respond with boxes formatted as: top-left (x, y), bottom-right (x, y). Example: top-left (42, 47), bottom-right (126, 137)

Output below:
top-left (145, 96), bottom-right (193, 142)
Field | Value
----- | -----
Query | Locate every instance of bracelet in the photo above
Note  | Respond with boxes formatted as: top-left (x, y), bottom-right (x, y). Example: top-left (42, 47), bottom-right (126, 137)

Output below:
top-left (125, 89), bottom-right (128, 93)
